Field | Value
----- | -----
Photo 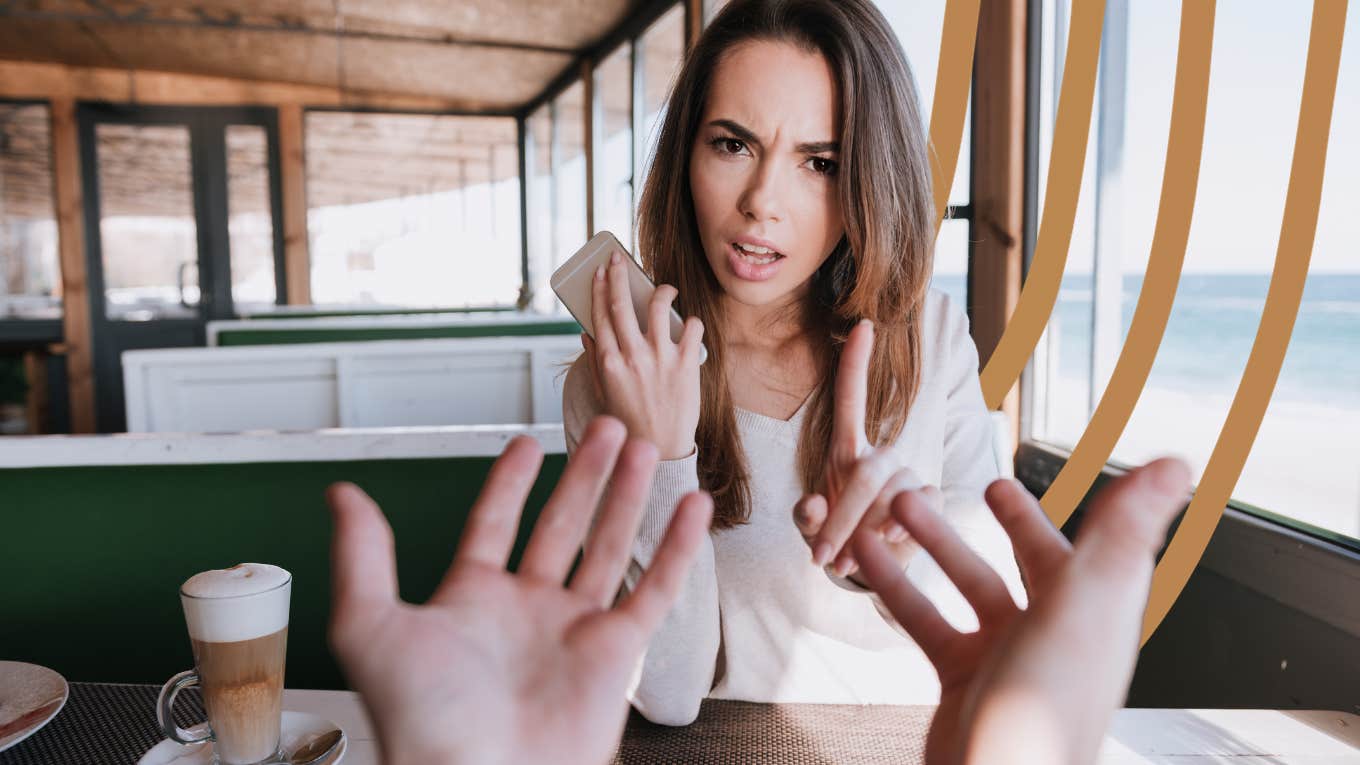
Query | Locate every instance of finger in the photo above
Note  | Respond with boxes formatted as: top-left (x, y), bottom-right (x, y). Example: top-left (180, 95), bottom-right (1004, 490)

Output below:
top-left (451, 435), bottom-right (544, 571)
top-left (607, 253), bottom-right (647, 355)
top-left (680, 316), bottom-right (705, 365)
top-left (832, 467), bottom-right (928, 575)
top-left (877, 481), bottom-right (934, 541)
top-left (569, 437), bottom-right (662, 605)
top-left (852, 530), bottom-right (959, 665)
top-left (647, 284), bottom-right (679, 350)
top-left (519, 417), bottom-right (630, 584)
top-left (984, 478), bottom-right (1071, 592)
top-left (813, 447), bottom-right (896, 569)
top-left (793, 493), bottom-right (828, 547)
top-left (590, 264), bottom-right (620, 358)
top-left (618, 492), bottom-right (714, 634)
top-left (832, 319), bottom-right (874, 454)
top-left (891, 490), bottom-right (1017, 627)
top-left (326, 482), bottom-right (399, 620)
top-left (1075, 458), bottom-right (1192, 572)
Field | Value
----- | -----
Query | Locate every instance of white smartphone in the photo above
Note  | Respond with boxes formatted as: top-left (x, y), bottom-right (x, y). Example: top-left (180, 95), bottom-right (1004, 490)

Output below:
top-left (551, 231), bottom-right (708, 364)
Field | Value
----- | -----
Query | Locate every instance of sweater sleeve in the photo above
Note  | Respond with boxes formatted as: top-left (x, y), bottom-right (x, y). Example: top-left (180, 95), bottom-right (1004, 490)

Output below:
top-left (562, 357), bottom-right (721, 725)
top-left (934, 295), bottom-right (1026, 607)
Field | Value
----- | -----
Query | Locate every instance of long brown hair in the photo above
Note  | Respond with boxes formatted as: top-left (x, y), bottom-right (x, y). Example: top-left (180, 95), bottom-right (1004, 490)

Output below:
top-left (636, 0), bottom-right (935, 528)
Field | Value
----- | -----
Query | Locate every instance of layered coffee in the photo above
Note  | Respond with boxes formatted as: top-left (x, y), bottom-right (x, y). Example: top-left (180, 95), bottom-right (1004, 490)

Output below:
top-left (181, 563), bottom-right (291, 765)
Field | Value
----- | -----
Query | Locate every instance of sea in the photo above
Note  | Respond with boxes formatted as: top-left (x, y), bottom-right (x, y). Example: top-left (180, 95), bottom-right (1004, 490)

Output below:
top-left (932, 272), bottom-right (1360, 411)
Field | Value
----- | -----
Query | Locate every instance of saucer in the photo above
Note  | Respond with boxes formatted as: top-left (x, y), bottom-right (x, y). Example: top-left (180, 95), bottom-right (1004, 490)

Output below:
top-left (138, 710), bottom-right (347, 765)
top-left (0, 661), bottom-right (69, 753)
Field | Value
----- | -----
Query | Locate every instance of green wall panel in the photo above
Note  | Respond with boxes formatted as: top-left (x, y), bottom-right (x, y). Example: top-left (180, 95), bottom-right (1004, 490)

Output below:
top-left (0, 454), bottom-right (567, 691)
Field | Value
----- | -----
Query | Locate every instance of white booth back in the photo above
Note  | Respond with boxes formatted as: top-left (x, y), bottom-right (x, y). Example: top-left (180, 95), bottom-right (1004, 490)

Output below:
top-left (123, 336), bottom-right (581, 433)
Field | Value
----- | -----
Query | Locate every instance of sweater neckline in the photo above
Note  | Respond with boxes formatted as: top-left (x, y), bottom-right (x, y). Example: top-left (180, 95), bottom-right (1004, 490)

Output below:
top-left (734, 392), bottom-right (812, 439)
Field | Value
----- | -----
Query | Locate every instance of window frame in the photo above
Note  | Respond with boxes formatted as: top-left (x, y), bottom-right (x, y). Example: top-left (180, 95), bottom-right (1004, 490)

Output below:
top-left (1014, 0), bottom-right (1360, 549)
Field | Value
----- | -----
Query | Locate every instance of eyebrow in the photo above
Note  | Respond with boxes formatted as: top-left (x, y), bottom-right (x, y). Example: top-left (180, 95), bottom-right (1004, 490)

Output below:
top-left (708, 119), bottom-right (839, 154)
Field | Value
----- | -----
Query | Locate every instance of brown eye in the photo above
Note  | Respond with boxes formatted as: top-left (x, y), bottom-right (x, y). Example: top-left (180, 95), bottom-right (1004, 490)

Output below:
top-left (809, 157), bottom-right (838, 176)
top-left (711, 137), bottom-right (747, 155)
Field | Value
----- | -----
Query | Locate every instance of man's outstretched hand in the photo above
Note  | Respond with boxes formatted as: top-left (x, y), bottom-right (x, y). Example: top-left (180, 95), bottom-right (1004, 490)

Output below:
top-left (326, 416), bottom-right (712, 765)
top-left (855, 458), bottom-right (1192, 765)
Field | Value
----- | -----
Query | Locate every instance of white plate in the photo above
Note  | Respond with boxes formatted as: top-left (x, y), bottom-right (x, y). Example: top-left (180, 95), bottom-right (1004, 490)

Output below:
top-left (0, 660), bottom-right (69, 753)
top-left (138, 710), bottom-right (347, 765)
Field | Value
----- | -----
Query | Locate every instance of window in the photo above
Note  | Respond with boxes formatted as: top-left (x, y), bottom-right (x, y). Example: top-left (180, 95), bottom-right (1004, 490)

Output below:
top-left (526, 106), bottom-right (554, 313)
top-left (595, 43), bottom-right (635, 250)
top-left (0, 103), bottom-right (61, 320)
top-left (225, 125), bottom-right (277, 310)
top-left (553, 82), bottom-right (588, 288)
top-left (1027, 0), bottom-right (1360, 541)
top-left (637, 4), bottom-right (686, 193)
top-left (304, 111), bottom-right (522, 309)
top-left (872, 0), bottom-right (975, 308)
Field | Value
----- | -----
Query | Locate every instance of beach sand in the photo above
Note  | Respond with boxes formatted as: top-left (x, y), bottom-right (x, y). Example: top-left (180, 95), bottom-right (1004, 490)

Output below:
top-left (1038, 381), bottom-right (1360, 540)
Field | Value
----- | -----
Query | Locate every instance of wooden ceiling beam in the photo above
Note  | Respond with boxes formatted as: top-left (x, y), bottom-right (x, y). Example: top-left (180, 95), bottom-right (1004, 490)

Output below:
top-left (0, 6), bottom-right (580, 55)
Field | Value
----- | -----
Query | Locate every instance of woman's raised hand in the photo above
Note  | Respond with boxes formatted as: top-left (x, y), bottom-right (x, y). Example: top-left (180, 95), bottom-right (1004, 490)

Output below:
top-left (793, 320), bottom-right (927, 580)
top-left (583, 251), bottom-right (705, 461)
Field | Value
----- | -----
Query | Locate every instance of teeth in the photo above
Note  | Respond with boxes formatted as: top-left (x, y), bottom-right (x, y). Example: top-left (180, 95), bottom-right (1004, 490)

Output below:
top-left (735, 242), bottom-right (781, 265)
top-left (736, 242), bottom-right (775, 255)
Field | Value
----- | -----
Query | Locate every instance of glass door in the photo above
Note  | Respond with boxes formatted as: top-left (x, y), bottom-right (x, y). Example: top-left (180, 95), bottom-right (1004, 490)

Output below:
top-left (79, 104), bottom-right (284, 432)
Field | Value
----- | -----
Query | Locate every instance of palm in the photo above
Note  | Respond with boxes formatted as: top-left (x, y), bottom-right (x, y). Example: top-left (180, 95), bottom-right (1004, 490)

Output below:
top-left (855, 459), bottom-right (1190, 765)
top-left (326, 419), bottom-right (712, 765)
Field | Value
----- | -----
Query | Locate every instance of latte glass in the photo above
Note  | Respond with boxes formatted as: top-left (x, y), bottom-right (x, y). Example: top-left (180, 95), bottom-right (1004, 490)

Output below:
top-left (157, 564), bottom-right (291, 765)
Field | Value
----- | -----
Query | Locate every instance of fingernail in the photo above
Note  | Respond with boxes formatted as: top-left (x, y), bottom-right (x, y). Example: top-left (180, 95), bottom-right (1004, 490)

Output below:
top-left (594, 265), bottom-right (604, 281)
top-left (834, 557), bottom-right (853, 577)
top-left (886, 523), bottom-right (907, 543)
top-left (610, 251), bottom-right (621, 265)
top-left (813, 542), bottom-right (833, 567)
top-left (859, 318), bottom-right (873, 329)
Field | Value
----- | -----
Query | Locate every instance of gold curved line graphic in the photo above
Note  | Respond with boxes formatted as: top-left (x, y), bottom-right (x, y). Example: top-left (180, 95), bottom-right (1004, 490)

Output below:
top-left (929, 0), bottom-right (980, 230)
top-left (979, 0), bottom-right (1105, 409)
top-left (1039, 2), bottom-right (1216, 529)
top-left (1141, 0), bottom-right (1348, 645)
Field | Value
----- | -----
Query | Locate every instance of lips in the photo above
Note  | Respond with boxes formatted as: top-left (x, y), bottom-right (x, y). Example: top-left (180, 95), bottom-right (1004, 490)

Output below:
top-left (726, 241), bottom-right (785, 282)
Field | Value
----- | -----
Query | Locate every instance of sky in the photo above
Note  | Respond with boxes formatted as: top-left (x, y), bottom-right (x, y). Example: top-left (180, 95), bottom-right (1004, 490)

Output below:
top-left (876, 0), bottom-right (1359, 275)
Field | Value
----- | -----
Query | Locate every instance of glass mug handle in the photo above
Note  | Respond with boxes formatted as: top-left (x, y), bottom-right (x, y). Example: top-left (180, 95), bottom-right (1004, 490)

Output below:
top-left (157, 669), bottom-right (213, 745)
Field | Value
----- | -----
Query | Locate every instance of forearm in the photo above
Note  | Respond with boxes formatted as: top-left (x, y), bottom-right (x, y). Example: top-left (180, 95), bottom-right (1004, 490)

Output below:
top-left (624, 452), bottom-right (720, 726)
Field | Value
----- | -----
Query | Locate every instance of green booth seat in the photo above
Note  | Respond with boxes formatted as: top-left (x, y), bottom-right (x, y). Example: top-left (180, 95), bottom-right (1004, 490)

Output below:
top-left (208, 312), bottom-right (583, 347)
top-left (0, 426), bottom-right (567, 691)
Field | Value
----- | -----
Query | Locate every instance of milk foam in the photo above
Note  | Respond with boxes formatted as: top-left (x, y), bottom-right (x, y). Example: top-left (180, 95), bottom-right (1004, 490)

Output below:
top-left (181, 563), bottom-right (291, 643)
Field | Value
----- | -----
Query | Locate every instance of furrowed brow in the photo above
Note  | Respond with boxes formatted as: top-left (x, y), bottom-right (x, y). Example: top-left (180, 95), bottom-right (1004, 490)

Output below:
top-left (795, 140), bottom-right (839, 154)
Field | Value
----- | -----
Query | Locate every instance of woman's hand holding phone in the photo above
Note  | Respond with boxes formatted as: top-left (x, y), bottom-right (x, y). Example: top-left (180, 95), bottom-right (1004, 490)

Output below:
top-left (584, 251), bottom-right (705, 462)
top-left (793, 320), bottom-right (928, 583)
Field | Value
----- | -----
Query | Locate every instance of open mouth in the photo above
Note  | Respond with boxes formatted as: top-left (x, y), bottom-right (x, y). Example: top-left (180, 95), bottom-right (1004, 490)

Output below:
top-left (732, 241), bottom-right (785, 265)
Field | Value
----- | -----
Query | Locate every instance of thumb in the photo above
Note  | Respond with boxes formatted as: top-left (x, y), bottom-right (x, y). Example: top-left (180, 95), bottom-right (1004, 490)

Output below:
top-left (1074, 458), bottom-right (1192, 570)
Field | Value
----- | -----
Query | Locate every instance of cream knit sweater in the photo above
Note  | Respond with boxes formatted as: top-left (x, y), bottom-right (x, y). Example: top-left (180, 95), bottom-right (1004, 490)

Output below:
top-left (563, 289), bottom-right (1023, 726)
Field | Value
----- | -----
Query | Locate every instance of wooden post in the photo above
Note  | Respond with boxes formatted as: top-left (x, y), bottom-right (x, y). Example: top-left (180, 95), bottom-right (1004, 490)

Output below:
top-left (277, 104), bottom-right (311, 305)
top-left (686, 0), bottom-right (705, 49)
top-left (970, 0), bottom-right (1026, 448)
top-left (50, 98), bottom-right (97, 434)
top-left (22, 350), bottom-right (50, 435)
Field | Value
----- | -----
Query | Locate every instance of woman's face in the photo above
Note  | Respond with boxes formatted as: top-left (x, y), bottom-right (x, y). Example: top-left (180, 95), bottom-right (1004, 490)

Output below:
top-left (689, 40), bottom-right (845, 312)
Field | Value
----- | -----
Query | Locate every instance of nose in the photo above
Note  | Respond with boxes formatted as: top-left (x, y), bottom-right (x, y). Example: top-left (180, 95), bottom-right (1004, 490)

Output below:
top-left (737, 158), bottom-right (784, 223)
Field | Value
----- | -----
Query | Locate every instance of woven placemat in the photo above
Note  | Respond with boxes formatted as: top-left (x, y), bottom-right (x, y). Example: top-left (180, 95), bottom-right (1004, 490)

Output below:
top-left (0, 682), bottom-right (204, 765)
top-left (615, 700), bottom-right (932, 764)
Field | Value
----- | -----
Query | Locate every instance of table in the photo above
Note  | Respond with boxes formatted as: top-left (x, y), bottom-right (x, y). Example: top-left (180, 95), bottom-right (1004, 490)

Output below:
top-left (1, 684), bottom-right (1356, 764)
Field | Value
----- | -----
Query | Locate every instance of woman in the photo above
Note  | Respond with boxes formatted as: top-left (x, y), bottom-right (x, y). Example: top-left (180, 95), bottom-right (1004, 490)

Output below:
top-left (563, 0), bottom-right (1022, 724)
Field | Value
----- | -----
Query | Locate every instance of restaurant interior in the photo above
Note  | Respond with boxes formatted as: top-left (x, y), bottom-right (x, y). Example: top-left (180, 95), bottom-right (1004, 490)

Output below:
top-left (0, 0), bottom-right (1357, 762)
